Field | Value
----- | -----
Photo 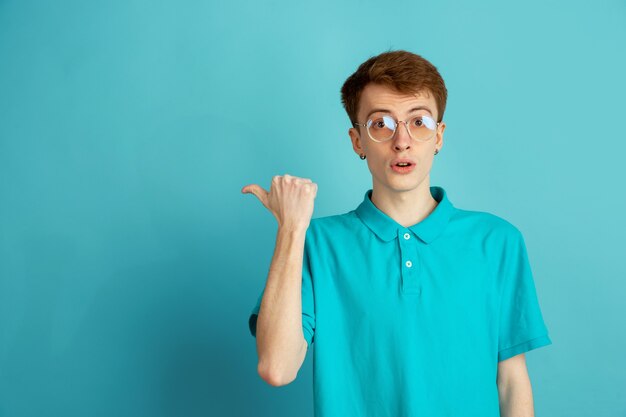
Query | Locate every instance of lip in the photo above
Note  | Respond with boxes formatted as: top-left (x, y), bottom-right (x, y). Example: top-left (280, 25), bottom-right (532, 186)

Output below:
top-left (391, 164), bottom-right (415, 174)
top-left (390, 158), bottom-right (416, 166)
top-left (390, 157), bottom-right (416, 175)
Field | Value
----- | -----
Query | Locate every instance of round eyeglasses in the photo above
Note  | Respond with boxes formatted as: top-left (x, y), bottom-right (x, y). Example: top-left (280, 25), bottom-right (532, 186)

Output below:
top-left (353, 114), bottom-right (440, 143)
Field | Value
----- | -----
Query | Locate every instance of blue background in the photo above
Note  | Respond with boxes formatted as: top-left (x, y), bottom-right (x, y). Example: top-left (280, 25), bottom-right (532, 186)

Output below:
top-left (1, 0), bottom-right (625, 416)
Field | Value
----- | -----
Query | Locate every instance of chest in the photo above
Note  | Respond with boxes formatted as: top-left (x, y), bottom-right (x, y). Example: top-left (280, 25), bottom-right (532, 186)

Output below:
top-left (313, 235), bottom-right (498, 324)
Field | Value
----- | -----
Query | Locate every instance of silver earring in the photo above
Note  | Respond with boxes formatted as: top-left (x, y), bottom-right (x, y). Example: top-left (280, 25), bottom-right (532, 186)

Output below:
top-left (360, 154), bottom-right (366, 160)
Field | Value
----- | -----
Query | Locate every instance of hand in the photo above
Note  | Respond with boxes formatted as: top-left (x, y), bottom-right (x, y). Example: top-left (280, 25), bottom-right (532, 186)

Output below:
top-left (241, 174), bottom-right (317, 231)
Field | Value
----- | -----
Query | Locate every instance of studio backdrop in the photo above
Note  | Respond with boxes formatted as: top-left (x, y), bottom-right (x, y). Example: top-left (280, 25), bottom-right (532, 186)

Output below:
top-left (1, 0), bottom-right (625, 416)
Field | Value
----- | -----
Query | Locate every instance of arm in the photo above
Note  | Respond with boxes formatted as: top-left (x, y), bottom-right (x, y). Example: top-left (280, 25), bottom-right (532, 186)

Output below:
top-left (242, 175), bottom-right (317, 387)
top-left (497, 353), bottom-right (535, 417)
top-left (255, 225), bottom-right (309, 387)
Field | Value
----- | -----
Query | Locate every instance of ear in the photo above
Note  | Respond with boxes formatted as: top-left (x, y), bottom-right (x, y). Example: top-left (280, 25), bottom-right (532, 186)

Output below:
top-left (349, 127), bottom-right (364, 155)
top-left (436, 121), bottom-right (446, 150)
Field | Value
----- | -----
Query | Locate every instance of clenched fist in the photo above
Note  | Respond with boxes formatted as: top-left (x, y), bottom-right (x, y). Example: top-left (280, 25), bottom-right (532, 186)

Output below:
top-left (241, 174), bottom-right (317, 231)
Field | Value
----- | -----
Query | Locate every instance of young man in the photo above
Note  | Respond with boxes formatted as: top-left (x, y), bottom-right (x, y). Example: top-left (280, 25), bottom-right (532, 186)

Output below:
top-left (242, 50), bottom-right (552, 416)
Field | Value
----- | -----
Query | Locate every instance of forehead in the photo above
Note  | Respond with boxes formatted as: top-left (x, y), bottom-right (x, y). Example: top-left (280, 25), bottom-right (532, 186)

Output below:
top-left (359, 83), bottom-right (437, 118)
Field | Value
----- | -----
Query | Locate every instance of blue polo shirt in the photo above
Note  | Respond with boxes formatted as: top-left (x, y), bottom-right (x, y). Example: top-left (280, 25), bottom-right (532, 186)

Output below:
top-left (249, 185), bottom-right (552, 416)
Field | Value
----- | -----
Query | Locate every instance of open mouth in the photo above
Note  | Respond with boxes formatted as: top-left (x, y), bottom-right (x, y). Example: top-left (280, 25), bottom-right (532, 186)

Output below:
top-left (391, 163), bottom-right (415, 174)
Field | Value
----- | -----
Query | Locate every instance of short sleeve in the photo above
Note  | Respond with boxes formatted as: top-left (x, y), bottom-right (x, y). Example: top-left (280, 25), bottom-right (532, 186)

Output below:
top-left (497, 230), bottom-right (552, 362)
top-left (248, 228), bottom-right (316, 347)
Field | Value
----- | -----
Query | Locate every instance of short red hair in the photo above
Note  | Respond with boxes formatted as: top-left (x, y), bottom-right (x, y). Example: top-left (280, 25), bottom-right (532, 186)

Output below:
top-left (340, 49), bottom-right (448, 125)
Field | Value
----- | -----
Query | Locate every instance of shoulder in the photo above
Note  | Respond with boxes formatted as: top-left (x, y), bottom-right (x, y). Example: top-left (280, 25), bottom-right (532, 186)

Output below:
top-left (309, 210), bottom-right (357, 230)
top-left (451, 207), bottom-right (524, 246)
top-left (450, 208), bottom-right (530, 278)
top-left (308, 210), bottom-right (360, 235)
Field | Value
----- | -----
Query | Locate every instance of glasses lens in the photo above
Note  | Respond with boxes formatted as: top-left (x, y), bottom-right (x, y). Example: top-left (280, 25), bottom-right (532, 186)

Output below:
top-left (367, 115), bottom-right (396, 141)
top-left (408, 115), bottom-right (437, 141)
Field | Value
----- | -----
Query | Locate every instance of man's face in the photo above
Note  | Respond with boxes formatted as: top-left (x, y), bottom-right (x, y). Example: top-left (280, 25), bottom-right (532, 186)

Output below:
top-left (348, 83), bottom-right (446, 194)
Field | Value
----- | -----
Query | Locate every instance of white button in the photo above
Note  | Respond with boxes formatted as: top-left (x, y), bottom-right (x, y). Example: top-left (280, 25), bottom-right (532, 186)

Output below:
top-left (405, 260), bottom-right (412, 268)
top-left (403, 233), bottom-right (410, 240)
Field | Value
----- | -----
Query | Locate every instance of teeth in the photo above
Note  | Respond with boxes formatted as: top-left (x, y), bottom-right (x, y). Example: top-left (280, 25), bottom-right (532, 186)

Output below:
top-left (397, 163), bottom-right (409, 166)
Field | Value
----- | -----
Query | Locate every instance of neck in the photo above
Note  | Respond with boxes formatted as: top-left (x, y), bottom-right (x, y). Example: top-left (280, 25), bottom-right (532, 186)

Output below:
top-left (370, 180), bottom-right (439, 228)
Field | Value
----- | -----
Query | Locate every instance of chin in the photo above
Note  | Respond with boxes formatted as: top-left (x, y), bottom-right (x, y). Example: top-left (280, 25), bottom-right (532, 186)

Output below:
top-left (386, 181), bottom-right (421, 192)
top-left (388, 175), bottom-right (425, 189)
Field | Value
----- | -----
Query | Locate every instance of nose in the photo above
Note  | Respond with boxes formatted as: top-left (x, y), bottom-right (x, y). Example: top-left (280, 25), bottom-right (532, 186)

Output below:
top-left (392, 121), bottom-right (412, 151)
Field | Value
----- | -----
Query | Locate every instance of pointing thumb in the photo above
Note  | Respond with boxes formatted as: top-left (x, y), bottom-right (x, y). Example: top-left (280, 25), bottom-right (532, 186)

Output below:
top-left (241, 184), bottom-right (269, 208)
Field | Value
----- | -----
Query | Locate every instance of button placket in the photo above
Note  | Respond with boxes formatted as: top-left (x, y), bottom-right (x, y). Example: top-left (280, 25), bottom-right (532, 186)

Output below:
top-left (398, 230), bottom-right (420, 295)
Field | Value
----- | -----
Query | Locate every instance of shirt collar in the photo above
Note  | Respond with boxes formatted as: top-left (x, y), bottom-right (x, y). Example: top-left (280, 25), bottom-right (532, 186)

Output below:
top-left (355, 185), bottom-right (456, 244)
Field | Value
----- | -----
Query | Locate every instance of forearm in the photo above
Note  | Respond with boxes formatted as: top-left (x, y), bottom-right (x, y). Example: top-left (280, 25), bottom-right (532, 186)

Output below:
top-left (497, 374), bottom-right (535, 417)
top-left (256, 225), bottom-right (308, 386)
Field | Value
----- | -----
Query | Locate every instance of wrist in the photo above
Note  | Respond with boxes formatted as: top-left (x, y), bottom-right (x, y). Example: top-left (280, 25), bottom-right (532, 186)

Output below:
top-left (277, 222), bottom-right (309, 235)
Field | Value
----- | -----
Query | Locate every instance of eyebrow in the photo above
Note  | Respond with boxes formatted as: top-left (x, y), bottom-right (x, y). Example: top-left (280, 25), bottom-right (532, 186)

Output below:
top-left (365, 106), bottom-right (434, 121)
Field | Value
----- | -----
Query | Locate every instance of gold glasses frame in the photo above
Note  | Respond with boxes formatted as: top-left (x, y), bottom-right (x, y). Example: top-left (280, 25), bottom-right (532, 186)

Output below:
top-left (353, 114), bottom-right (440, 143)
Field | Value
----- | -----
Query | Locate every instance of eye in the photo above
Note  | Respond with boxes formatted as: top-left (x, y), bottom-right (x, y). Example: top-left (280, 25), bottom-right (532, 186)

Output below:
top-left (412, 115), bottom-right (437, 129)
top-left (412, 117), bottom-right (424, 127)
top-left (370, 116), bottom-right (395, 130)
